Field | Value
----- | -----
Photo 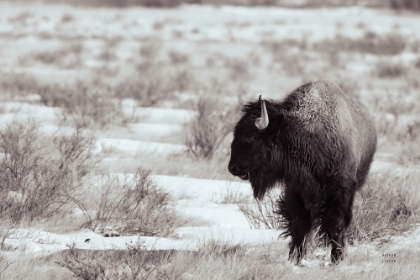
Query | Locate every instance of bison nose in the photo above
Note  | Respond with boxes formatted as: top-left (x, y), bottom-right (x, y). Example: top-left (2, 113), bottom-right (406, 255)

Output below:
top-left (228, 163), bottom-right (240, 176)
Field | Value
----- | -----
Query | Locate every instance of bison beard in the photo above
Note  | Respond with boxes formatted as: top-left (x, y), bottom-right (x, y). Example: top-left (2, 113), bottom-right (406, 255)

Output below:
top-left (228, 81), bottom-right (377, 264)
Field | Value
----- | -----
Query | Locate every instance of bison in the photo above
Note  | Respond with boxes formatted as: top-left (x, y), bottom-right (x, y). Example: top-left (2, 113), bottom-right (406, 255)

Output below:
top-left (228, 81), bottom-right (377, 264)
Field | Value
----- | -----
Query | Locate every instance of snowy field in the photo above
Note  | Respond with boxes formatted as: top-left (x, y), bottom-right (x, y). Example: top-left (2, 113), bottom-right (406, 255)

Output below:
top-left (0, 2), bottom-right (420, 279)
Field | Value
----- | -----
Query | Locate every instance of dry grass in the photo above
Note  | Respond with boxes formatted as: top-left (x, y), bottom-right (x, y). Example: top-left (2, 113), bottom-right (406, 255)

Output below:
top-left (32, 43), bottom-right (84, 69)
top-left (239, 170), bottom-right (420, 244)
top-left (314, 32), bottom-right (407, 56)
top-left (48, 240), bottom-right (420, 280)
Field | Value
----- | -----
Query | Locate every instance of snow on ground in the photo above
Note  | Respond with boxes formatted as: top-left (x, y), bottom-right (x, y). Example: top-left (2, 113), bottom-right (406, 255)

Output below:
top-left (3, 226), bottom-right (283, 259)
top-left (152, 175), bottom-right (251, 200)
top-left (135, 107), bottom-right (196, 124)
top-left (98, 138), bottom-right (187, 155)
top-left (0, 103), bottom-right (60, 125)
top-left (128, 123), bottom-right (183, 141)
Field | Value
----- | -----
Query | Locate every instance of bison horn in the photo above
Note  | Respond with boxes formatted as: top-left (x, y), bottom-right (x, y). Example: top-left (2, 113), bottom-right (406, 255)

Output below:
top-left (255, 95), bottom-right (269, 130)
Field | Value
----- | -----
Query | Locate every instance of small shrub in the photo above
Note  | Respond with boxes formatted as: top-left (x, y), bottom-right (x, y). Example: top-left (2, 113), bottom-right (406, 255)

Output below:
top-left (224, 58), bottom-right (251, 81)
top-left (375, 61), bottom-right (408, 78)
top-left (0, 119), bottom-right (97, 224)
top-left (168, 50), bottom-right (189, 64)
top-left (84, 169), bottom-right (181, 237)
top-left (185, 96), bottom-right (241, 159)
top-left (239, 189), bottom-right (282, 230)
top-left (261, 40), bottom-right (306, 76)
top-left (61, 13), bottom-right (75, 23)
top-left (314, 32), bottom-right (407, 56)
top-left (139, 38), bottom-right (161, 58)
top-left (414, 57), bottom-right (420, 69)
top-left (114, 77), bottom-right (173, 107)
top-left (8, 11), bottom-right (33, 24)
top-left (57, 243), bottom-right (170, 280)
top-left (0, 73), bottom-right (39, 97)
top-left (170, 68), bottom-right (195, 92)
top-left (38, 83), bottom-right (126, 128)
top-left (395, 119), bottom-right (420, 165)
top-left (33, 43), bottom-right (84, 68)
top-left (390, 0), bottom-right (420, 10)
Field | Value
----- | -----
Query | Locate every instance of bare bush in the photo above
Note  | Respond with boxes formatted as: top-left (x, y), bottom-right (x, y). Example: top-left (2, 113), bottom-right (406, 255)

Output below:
top-left (375, 61), bottom-right (408, 78)
top-left (0, 73), bottom-right (39, 98)
top-left (57, 243), bottom-right (171, 280)
top-left (114, 77), bottom-right (173, 107)
top-left (395, 119), bottom-right (420, 165)
top-left (185, 96), bottom-right (241, 159)
top-left (170, 68), bottom-right (195, 93)
top-left (39, 83), bottom-right (126, 128)
top-left (139, 38), bottom-right (162, 58)
top-left (224, 58), bottom-right (252, 81)
top-left (84, 169), bottom-right (181, 237)
top-left (0, 119), bottom-right (97, 224)
top-left (239, 189), bottom-right (282, 230)
top-left (168, 50), bottom-right (189, 65)
top-left (33, 43), bottom-right (84, 68)
top-left (390, 0), bottom-right (420, 10)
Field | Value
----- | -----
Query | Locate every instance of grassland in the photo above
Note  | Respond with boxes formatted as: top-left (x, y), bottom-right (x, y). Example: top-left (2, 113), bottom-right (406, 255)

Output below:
top-left (0, 2), bottom-right (419, 279)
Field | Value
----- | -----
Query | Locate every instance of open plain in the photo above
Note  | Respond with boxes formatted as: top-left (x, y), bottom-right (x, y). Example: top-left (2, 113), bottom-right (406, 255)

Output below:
top-left (0, 2), bottom-right (420, 279)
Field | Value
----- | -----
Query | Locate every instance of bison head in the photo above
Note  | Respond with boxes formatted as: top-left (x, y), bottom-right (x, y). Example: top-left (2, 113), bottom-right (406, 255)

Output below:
top-left (228, 96), bottom-right (282, 200)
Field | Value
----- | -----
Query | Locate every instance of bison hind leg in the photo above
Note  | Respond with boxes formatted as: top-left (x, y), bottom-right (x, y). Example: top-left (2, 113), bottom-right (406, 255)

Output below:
top-left (319, 185), bottom-right (355, 264)
top-left (277, 190), bottom-right (313, 264)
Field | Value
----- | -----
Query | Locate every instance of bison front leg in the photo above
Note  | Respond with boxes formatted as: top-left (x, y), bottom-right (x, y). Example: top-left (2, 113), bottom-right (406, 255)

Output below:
top-left (303, 223), bottom-right (320, 258)
top-left (278, 189), bottom-right (312, 264)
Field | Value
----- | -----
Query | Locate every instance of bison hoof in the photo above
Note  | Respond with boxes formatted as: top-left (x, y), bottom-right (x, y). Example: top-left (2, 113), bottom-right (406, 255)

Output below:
top-left (321, 261), bottom-right (332, 267)
top-left (300, 259), bottom-right (317, 268)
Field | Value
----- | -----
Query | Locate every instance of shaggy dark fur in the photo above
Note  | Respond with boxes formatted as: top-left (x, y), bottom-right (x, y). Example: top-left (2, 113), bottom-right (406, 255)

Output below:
top-left (228, 81), bottom-right (377, 264)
